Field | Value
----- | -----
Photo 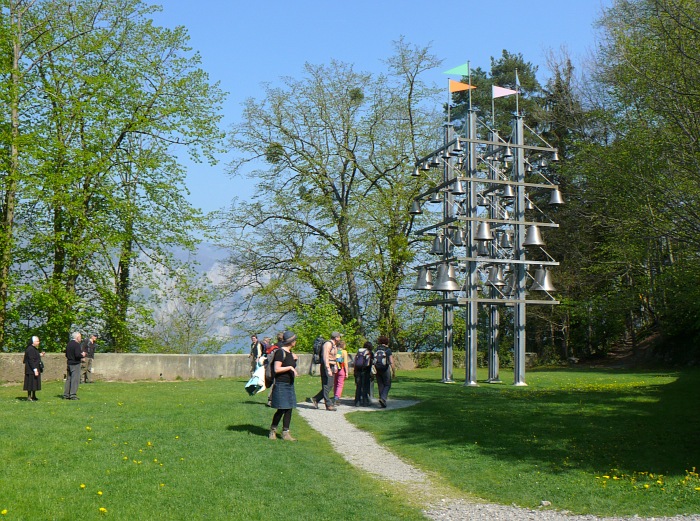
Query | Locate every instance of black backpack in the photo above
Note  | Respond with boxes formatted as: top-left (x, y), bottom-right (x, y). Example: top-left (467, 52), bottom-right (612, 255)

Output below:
top-left (312, 336), bottom-right (325, 365)
top-left (374, 348), bottom-right (389, 370)
top-left (354, 349), bottom-right (369, 368)
top-left (264, 347), bottom-right (279, 388)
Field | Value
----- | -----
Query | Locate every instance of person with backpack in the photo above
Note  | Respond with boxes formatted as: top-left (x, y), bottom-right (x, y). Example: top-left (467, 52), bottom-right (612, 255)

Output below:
top-left (373, 335), bottom-right (395, 408)
top-left (268, 330), bottom-right (299, 441)
top-left (333, 339), bottom-right (350, 405)
top-left (308, 332), bottom-right (341, 411)
top-left (264, 332), bottom-right (284, 407)
top-left (353, 341), bottom-right (373, 406)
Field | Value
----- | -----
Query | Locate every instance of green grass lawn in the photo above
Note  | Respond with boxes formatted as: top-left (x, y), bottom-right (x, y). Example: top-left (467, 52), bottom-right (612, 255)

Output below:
top-left (1, 367), bottom-right (699, 519)
top-left (348, 367), bottom-right (700, 517)
top-left (0, 378), bottom-right (425, 521)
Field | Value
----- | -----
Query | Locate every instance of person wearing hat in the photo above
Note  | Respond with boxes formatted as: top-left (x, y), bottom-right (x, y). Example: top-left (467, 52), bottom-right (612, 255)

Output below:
top-left (309, 332), bottom-right (341, 411)
top-left (269, 330), bottom-right (299, 441)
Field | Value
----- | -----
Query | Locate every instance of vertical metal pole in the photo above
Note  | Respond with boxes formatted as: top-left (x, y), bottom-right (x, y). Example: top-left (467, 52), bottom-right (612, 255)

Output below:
top-left (513, 115), bottom-right (527, 386)
top-left (465, 111), bottom-right (478, 386)
top-left (442, 124), bottom-right (454, 383)
top-left (487, 130), bottom-right (501, 384)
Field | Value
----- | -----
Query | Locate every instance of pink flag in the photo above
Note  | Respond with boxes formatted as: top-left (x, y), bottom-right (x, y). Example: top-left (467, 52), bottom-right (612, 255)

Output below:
top-left (492, 85), bottom-right (518, 98)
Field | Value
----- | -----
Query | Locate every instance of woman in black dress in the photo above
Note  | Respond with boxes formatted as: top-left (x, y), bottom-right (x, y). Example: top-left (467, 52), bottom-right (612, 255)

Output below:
top-left (269, 330), bottom-right (299, 441)
top-left (23, 336), bottom-right (43, 401)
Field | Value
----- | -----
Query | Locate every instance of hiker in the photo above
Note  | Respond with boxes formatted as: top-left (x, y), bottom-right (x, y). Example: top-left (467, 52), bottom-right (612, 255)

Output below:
top-left (309, 332), bottom-right (340, 411)
top-left (269, 331), bottom-right (299, 441)
top-left (353, 341), bottom-right (373, 406)
top-left (333, 339), bottom-right (350, 405)
top-left (373, 335), bottom-right (395, 408)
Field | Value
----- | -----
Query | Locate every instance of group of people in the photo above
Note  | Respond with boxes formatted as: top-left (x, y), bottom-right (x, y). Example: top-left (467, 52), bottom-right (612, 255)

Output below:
top-left (21, 331), bottom-right (98, 402)
top-left (257, 328), bottom-right (396, 443)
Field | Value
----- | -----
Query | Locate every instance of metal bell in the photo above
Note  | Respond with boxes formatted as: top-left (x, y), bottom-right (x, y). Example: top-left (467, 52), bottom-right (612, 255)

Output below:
top-left (430, 234), bottom-right (444, 255)
top-left (523, 225), bottom-right (545, 247)
top-left (500, 231), bottom-right (512, 249)
top-left (503, 146), bottom-right (513, 162)
top-left (477, 241), bottom-right (490, 256)
top-left (411, 166), bottom-right (420, 177)
top-left (486, 266), bottom-right (506, 287)
top-left (552, 150), bottom-right (559, 161)
top-left (429, 191), bottom-right (442, 204)
top-left (530, 267), bottom-right (556, 292)
top-left (549, 188), bottom-right (565, 205)
top-left (475, 221), bottom-right (493, 241)
top-left (524, 197), bottom-right (535, 211)
top-left (429, 156), bottom-right (441, 168)
top-left (409, 200), bottom-right (422, 215)
top-left (422, 162), bottom-right (430, 171)
top-left (432, 263), bottom-right (460, 292)
top-left (501, 184), bottom-right (515, 198)
top-left (413, 267), bottom-right (433, 290)
top-left (451, 228), bottom-right (465, 247)
top-left (451, 179), bottom-right (466, 195)
top-left (453, 139), bottom-right (463, 154)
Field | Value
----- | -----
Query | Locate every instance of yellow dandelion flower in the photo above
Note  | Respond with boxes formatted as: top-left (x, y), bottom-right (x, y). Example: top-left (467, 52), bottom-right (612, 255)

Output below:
top-left (147, 441), bottom-right (152, 447)
top-left (613, 476), bottom-right (619, 480)
top-left (99, 507), bottom-right (107, 513)
top-left (656, 480), bottom-right (663, 485)
top-left (160, 483), bottom-right (165, 487)
top-left (644, 484), bottom-right (650, 489)
top-left (1, 509), bottom-right (7, 515)
top-left (80, 484), bottom-right (86, 489)
top-left (86, 426), bottom-right (92, 431)
top-left (97, 491), bottom-right (103, 496)
top-left (122, 456), bottom-right (128, 461)
top-left (153, 459), bottom-right (158, 463)
top-left (175, 436), bottom-right (179, 439)
top-left (602, 475), bottom-right (610, 479)
top-left (695, 487), bottom-right (700, 491)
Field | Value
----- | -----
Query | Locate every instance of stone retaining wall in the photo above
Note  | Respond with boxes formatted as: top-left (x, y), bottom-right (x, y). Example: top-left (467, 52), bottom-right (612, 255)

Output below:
top-left (0, 352), bottom-right (426, 383)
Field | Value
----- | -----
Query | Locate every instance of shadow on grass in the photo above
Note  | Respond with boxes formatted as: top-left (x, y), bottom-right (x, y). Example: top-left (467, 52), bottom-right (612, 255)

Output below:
top-left (384, 369), bottom-right (700, 475)
top-left (226, 423), bottom-right (269, 437)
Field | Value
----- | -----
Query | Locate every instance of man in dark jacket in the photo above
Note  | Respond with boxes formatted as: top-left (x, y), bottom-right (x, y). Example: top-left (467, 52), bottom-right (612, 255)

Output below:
top-left (63, 332), bottom-right (85, 400)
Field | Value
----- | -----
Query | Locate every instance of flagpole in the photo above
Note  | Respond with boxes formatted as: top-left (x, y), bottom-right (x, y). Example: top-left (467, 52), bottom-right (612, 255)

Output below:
top-left (447, 79), bottom-right (451, 124)
top-left (515, 68), bottom-right (520, 115)
top-left (467, 61), bottom-right (472, 111)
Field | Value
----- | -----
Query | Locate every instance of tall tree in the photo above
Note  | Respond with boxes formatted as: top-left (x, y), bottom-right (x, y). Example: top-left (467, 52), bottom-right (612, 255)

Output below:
top-left (222, 39), bottom-right (442, 343)
top-left (1, 0), bottom-right (226, 351)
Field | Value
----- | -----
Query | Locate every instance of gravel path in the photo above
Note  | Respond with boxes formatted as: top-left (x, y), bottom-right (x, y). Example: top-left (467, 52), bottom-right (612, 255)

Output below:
top-left (296, 398), bottom-right (698, 521)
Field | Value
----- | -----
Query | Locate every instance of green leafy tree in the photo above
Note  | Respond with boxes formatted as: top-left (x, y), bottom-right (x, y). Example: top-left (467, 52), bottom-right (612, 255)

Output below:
top-left (222, 39), bottom-right (442, 344)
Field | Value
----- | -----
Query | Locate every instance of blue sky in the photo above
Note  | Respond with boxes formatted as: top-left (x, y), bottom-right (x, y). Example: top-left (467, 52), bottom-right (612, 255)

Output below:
top-left (148, 0), bottom-right (611, 215)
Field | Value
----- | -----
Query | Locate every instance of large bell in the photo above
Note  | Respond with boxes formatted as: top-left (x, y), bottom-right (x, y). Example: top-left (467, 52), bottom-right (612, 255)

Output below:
top-left (502, 146), bottom-right (513, 162)
top-left (429, 155), bottom-right (441, 168)
top-left (530, 267), bottom-right (556, 292)
top-left (500, 231), bottom-right (512, 249)
top-left (432, 263), bottom-right (460, 292)
top-left (549, 188), bottom-right (565, 205)
top-left (430, 234), bottom-right (444, 255)
top-left (412, 267), bottom-right (433, 290)
top-left (451, 228), bottom-right (465, 247)
top-left (475, 221), bottom-right (494, 241)
top-left (429, 191), bottom-right (442, 204)
top-left (451, 179), bottom-right (466, 195)
top-left (501, 184), bottom-right (515, 198)
top-left (411, 166), bottom-right (420, 177)
top-left (453, 139), bottom-right (463, 154)
top-left (409, 200), bottom-right (422, 215)
top-left (523, 225), bottom-right (545, 247)
top-left (477, 194), bottom-right (490, 207)
top-left (486, 266), bottom-right (506, 287)
top-left (477, 240), bottom-right (490, 256)
top-left (422, 162), bottom-right (430, 171)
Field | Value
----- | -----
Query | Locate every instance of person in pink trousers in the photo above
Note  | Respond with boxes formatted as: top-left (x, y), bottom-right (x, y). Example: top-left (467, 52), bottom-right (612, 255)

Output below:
top-left (333, 339), bottom-right (350, 405)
